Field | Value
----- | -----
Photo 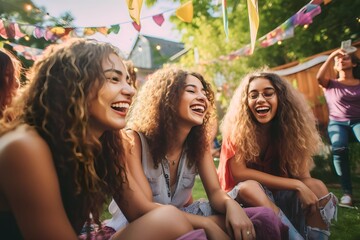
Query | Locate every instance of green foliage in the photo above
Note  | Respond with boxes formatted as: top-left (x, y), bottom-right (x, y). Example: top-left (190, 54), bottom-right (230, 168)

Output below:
top-left (163, 0), bottom-right (360, 115)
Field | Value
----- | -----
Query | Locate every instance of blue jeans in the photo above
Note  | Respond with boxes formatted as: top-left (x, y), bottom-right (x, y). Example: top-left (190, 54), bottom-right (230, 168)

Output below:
top-left (327, 119), bottom-right (360, 195)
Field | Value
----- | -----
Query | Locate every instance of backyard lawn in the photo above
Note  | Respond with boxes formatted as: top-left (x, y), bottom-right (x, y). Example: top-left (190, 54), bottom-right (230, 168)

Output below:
top-left (193, 160), bottom-right (360, 240)
top-left (102, 157), bottom-right (360, 240)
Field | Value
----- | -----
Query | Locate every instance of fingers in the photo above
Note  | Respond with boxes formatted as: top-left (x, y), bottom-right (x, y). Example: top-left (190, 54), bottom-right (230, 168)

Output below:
top-left (240, 228), bottom-right (255, 240)
top-left (226, 221), bottom-right (234, 240)
top-left (235, 223), bottom-right (255, 240)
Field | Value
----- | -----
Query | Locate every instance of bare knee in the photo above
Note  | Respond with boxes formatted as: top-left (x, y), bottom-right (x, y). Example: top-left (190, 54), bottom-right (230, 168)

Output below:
top-left (238, 180), bottom-right (262, 198)
top-left (237, 180), bottom-right (275, 210)
top-left (301, 178), bottom-right (328, 197)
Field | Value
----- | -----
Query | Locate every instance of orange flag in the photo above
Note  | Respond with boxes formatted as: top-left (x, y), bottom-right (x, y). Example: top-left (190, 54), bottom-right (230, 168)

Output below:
top-left (125, 0), bottom-right (144, 25)
top-left (176, 1), bottom-right (193, 23)
top-left (247, 0), bottom-right (259, 54)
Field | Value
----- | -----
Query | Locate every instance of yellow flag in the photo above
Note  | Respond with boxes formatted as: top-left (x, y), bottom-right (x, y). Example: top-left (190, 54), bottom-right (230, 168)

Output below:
top-left (176, 1), bottom-right (193, 23)
top-left (126, 0), bottom-right (144, 25)
top-left (247, 0), bottom-right (259, 54)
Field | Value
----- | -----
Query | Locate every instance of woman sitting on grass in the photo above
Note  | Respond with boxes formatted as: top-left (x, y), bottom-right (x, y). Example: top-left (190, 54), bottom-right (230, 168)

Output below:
top-left (217, 71), bottom-right (338, 240)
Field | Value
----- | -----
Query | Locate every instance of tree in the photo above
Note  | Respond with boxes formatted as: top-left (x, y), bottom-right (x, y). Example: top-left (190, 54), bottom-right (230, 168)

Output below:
top-left (152, 0), bottom-right (359, 117)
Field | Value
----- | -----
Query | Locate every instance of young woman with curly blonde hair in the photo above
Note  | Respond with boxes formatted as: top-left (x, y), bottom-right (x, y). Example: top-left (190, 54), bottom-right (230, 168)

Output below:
top-left (0, 38), bottom-right (197, 240)
top-left (217, 71), bottom-right (338, 240)
top-left (106, 67), bottom-right (289, 240)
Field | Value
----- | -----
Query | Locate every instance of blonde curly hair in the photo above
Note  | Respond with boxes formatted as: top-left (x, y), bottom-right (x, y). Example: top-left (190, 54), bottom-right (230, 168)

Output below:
top-left (0, 38), bottom-right (126, 233)
top-left (127, 67), bottom-right (215, 168)
top-left (221, 70), bottom-right (322, 177)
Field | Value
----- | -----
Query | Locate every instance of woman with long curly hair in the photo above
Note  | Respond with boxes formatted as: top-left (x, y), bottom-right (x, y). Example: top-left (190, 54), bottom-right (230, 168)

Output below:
top-left (0, 48), bottom-right (21, 118)
top-left (106, 67), bottom-right (289, 240)
top-left (0, 38), bottom-right (197, 240)
top-left (217, 71), bottom-right (338, 240)
top-left (316, 46), bottom-right (360, 208)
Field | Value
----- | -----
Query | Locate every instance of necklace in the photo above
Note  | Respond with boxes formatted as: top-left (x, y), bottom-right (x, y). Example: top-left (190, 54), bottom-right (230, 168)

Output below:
top-left (165, 150), bottom-right (182, 166)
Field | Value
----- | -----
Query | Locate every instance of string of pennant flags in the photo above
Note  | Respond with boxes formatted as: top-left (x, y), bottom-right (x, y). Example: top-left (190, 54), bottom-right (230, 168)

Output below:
top-left (1, 0), bottom-right (331, 63)
top-left (201, 0), bottom-right (331, 65)
top-left (0, 1), bottom-right (193, 41)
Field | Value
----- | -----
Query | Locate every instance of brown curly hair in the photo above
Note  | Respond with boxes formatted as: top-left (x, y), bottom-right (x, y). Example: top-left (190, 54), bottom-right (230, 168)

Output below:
top-left (0, 38), bottom-right (126, 233)
top-left (127, 67), bottom-right (215, 169)
top-left (0, 48), bottom-right (21, 117)
top-left (221, 70), bottom-right (322, 177)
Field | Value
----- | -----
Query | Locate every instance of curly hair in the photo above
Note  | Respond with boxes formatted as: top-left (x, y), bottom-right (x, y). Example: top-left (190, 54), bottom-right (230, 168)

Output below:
top-left (124, 60), bottom-right (137, 89)
top-left (221, 70), bottom-right (322, 177)
top-left (0, 38), bottom-right (126, 233)
top-left (0, 48), bottom-right (21, 117)
top-left (127, 67), bottom-right (215, 169)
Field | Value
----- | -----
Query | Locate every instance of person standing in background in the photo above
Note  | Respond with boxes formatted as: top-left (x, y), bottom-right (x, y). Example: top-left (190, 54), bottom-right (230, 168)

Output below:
top-left (316, 45), bottom-right (360, 208)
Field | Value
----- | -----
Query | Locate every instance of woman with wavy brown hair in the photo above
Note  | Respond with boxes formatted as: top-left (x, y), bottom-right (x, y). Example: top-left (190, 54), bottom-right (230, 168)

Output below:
top-left (0, 38), bottom-right (197, 240)
top-left (107, 67), bottom-right (289, 240)
top-left (0, 48), bottom-right (21, 118)
top-left (217, 71), bottom-right (338, 240)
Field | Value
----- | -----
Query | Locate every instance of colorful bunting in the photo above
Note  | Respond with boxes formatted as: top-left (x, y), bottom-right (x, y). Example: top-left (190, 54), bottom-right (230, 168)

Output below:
top-left (247, 0), bottom-right (259, 54)
top-left (6, 42), bottom-right (43, 61)
top-left (125, 0), bottom-right (144, 25)
top-left (211, 0), bottom-right (326, 63)
top-left (176, 1), bottom-right (193, 23)
top-left (0, 2), bottom-right (192, 42)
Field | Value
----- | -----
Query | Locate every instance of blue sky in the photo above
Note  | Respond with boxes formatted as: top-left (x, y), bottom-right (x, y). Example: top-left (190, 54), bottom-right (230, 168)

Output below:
top-left (32, 0), bottom-right (182, 55)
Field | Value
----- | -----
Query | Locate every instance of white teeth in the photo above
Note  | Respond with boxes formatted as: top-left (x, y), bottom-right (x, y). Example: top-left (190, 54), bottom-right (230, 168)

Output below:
top-left (190, 105), bottom-right (205, 113)
top-left (111, 102), bottom-right (130, 109)
top-left (256, 107), bottom-right (269, 111)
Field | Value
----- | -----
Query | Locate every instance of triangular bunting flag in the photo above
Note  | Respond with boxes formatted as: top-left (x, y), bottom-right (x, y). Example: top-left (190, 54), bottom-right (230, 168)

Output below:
top-left (222, 0), bottom-right (229, 40)
top-left (176, 1), bottom-right (193, 23)
top-left (132, 22), bottom-right (141, 32)
top-left (247, 0), bottom-right (259, 54)
top-left (108, 24), bottom-right (120, 34)
top-left (153, 14), bottom-right (165, 26)
top-left (125, 0), bottom-right (144, 25)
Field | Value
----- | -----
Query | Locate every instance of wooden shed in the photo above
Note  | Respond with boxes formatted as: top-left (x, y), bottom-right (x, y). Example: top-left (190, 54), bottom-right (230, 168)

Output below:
top-left (271, 41), bottom-right (360, 135)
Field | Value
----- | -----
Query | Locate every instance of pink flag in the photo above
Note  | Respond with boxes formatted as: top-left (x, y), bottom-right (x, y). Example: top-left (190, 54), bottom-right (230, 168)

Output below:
top-left (132, 22), bottom-right (141, 32)
top-left (153, 14), bottom-right (165, 26)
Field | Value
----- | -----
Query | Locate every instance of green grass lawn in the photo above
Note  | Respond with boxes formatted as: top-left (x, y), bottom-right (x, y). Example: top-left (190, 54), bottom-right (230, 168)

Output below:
top-left (193, 161), bottom-right (360, 240)
top-left (102, 159), bottom-right (360, 239)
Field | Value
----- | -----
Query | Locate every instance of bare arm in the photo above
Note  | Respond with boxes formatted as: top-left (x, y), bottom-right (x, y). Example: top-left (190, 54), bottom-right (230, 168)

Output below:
top-left (115, 131), bottom-right (229, 240)
top-left (316, 48), bottom-right (346, 87)
top-left (199, 149), bottom-right (255, 240)
top-left (229, 155), bottom-right (318, 207)
top-left (0, 130), bottom-right (77, 239)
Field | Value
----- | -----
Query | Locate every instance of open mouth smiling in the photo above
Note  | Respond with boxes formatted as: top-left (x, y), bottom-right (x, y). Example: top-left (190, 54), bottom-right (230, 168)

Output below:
top-left (255, 106), bottom-right (270, 114)
top-left (111, 102), bottom-right (130, 114)
top-left (190, 104), bottom-right (206, 114)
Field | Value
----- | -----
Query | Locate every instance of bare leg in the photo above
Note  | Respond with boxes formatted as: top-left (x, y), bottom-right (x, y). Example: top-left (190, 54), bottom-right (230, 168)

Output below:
top-left (236, 180), bottom-right (279, 213)
top-left (300, 178), bottom-right (329, 229)
top-left (111, 205), bottom-right (193, 240)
